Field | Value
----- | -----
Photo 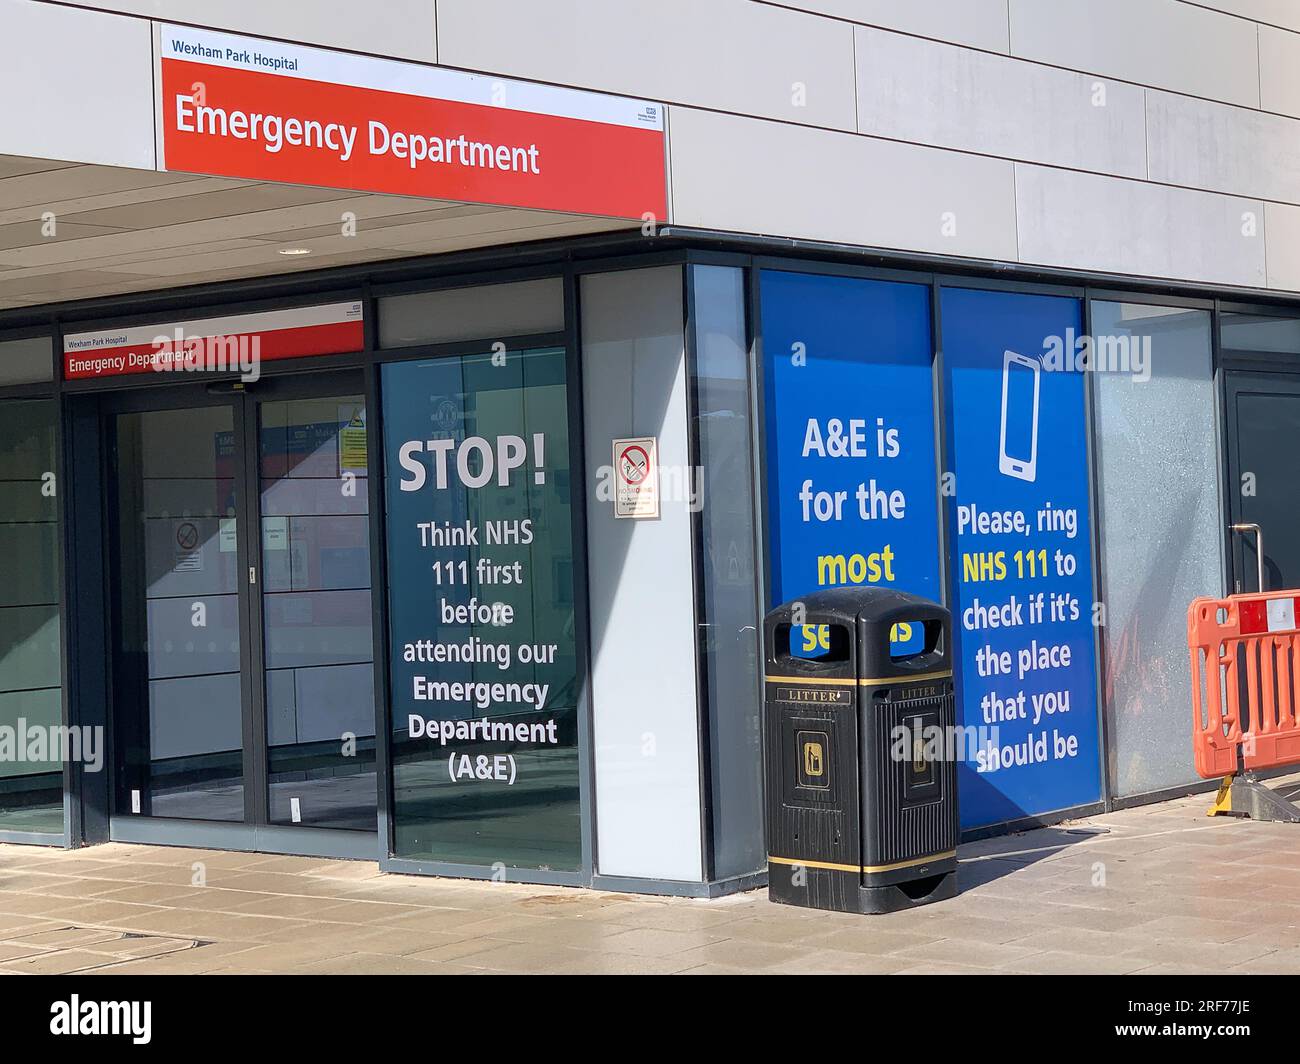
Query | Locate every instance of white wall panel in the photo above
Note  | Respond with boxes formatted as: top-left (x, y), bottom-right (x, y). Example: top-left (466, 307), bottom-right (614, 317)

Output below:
top-left (669, 108), bottom-right (1017, 260)
top-left (1187, 0), bottom-right (1300, 33)
top-left (582, 266), bottom-right (704, 884)
top-left (62, 0), bottom-right (438, 62)
top-left (0, 1), bottom-right (154, 169)
top-left (856, 27), bottom-right (1146, 178)
top-left (3, 0), bottom-right (1297, 295)
top-left (437, 0), bottom-right (857, 131)
top-left (1015, 164), bottom-right (1267, 287)
top-left (1260, 26), bottom-right (1300, 118)
top-left (1009, 0), bottom-right (1259, 108)
top-left (1264, 202), bottom-right (1300, 291)
top-left (1147, 91), bottom-right (1300, 205)
top-left (780, 0), bottom-right (1010, 53)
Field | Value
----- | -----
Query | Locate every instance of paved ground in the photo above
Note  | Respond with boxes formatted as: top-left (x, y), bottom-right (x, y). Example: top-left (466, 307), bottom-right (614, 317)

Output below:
top-left (2, 786), bottom-right (1300, 974)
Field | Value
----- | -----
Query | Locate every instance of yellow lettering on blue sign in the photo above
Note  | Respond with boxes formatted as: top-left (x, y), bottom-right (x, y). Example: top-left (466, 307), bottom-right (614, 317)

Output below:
top-left (800, 624), bottom-right (831, 653)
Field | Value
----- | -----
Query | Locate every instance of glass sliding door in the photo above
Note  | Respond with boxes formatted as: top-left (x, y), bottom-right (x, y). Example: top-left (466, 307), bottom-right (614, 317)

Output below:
top-left (259, 392), bottom-right (376, 830)
top-left (108, 374), bottom-right (377, 847)
top-left (111, 403), bottom-right (246, 821)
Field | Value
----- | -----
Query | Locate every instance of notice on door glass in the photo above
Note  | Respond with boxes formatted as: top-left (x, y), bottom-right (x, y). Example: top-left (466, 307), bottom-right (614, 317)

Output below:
top-left (338, 403), bottom-right (368, 476)
top-left (173, 520), bottom-right (203, 572)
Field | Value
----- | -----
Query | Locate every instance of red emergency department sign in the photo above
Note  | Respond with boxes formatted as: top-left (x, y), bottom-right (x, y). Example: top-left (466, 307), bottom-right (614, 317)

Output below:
top-left (63, 301), bottom-right (363, 380)
top-left (155, 24), bottom-right (668, 221)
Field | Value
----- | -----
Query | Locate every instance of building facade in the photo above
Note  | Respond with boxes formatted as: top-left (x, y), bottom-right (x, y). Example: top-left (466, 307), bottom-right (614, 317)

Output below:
top-left (0, 0), bottom-right (1297, 894)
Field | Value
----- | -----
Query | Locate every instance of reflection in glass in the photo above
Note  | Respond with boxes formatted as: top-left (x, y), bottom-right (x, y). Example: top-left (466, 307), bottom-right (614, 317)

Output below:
top-left (0, 400), bottom-right (64, 833)
top-left (0, 337), bottom-right (53, 387)
top-left (1220, 311), bottom-right (1300, 357)
top-left (259, 396), bottom-right (376, 830)
top-left (384, 349), bottom-right (580, 871)
top-left (691, 265), bottom-right (764, 878)
top-left (112, 406), bottom-right (244, 821)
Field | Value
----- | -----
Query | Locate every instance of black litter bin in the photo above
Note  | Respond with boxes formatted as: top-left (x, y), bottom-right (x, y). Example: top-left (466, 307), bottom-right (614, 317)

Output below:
top-left (764, 586), bottom-right (959, 914)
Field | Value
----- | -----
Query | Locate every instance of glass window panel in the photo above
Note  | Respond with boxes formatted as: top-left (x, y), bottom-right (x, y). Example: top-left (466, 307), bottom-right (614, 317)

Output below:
top-left (273, 663), bottom-right (375, 744)
top-left (0, 336), bottom-right (53, 386)
top-left (113, 406), bottom-right (243, 821)
top-left (691, 265), bottom-right (764, 880)
top-left (0, 690), bottom-right (63, 833)
top-left (1221, 311), bottom-right (1300, 356)
top-left (0, 480), bottom-right (56, 523)
top-left (378, 278), bottom-right (564, 348)
top-left (145, 674), bottom-right (244, 821)
top-left (145, 595), bottom-right (242, 678)
top-left (259, 395), bottom-right (375, 830)
top-left (0, 523), bottom-right (59, 608)
top-left (0, 606), bottom-right (61, 691)
top-left (384, 348), bottom-right (581, 872)
top-left (1092, 301), bottom-right (1222, 797)
top-left (1232, 390), bottom-right (1300, 590)
top-left (139, 516), bottom-right (240, 600)
top-left (262, 589), bottom-right (374, 670)
top-left (0, 399), bottom-right (63, 834)
top-left (260, 478), bottom-right (368, 518)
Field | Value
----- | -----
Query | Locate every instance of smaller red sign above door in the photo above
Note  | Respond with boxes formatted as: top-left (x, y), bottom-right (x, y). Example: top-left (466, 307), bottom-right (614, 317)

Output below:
top-left (62, 300), bottom-right (363, 381)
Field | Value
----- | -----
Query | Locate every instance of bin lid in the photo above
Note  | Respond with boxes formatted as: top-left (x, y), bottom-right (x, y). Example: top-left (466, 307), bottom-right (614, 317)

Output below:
top-left (764, 586), bottom-right (951, 679)
top-left (764, 586), bottom-right (946, 627)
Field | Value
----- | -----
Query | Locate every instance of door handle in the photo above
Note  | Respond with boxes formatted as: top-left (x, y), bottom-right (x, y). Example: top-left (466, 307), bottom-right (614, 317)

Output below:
top-left (249, 566), bottom-right (257, 586)
top-left (1230, 523), bottom-right (1264, 593)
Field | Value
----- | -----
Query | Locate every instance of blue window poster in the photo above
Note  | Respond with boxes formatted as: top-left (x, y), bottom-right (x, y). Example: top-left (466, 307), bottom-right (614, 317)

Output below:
top-left (760, 270), bottom-right (942, 636)
top-left (940, 287), bottom-right (1102, 828)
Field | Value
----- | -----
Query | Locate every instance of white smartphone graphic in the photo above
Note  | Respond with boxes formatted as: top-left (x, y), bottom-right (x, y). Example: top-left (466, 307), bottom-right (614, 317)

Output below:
top-left (999, 349), bottom-right (1040, 482)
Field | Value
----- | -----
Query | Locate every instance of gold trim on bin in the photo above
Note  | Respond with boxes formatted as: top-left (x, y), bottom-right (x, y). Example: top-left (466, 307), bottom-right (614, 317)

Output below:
top-left (769, 850), bottom-right (957, 874)
top-left (764, 669), bottom-right (952, 688)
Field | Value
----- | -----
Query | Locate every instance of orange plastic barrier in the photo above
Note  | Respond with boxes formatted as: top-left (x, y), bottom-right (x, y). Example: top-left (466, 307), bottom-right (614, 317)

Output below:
top-left (1189, 590), bottom-right (1300, 779)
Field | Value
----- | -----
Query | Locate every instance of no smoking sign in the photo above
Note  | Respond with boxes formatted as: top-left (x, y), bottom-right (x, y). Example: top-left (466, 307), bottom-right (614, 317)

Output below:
top-left (613, 436), bottom-right (659, 519)
top-left (173, 520), bottom-right (204, 573)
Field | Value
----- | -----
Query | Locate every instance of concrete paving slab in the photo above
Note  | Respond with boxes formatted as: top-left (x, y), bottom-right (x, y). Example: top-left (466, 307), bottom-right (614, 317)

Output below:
top-left (3, 784), bottom-right (1300, 973)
